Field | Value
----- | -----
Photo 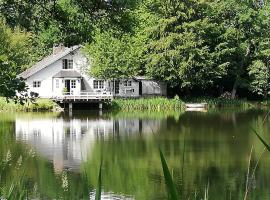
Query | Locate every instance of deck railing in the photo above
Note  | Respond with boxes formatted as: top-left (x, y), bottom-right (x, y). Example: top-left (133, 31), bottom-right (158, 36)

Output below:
top-left (53, 91), bottom-right (113, 101)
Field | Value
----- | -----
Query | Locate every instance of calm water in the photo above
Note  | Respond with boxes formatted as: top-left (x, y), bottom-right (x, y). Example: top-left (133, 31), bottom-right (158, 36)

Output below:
top-left (1, 109), bottom-right (270, 199)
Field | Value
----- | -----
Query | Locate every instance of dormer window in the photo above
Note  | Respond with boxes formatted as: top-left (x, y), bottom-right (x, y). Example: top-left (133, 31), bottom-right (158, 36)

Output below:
top-left (62, 59), bottom-right (73, 69)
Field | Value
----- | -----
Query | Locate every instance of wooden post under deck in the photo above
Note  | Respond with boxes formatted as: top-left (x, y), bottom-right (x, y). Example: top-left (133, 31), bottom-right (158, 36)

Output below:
top-left (99, 102), bottom-right (103, 110)
top-left (69, 102), bottom-right (73, 116)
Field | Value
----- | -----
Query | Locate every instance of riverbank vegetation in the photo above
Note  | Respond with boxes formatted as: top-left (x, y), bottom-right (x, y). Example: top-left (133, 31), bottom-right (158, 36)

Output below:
top-left (106, 96), bottom-right (270, 112)
top-left (0, 98), bottom-right (60, 112)
top-left (108, 97), bottom-right (184, 111)
top-left (1, 1), bottom-right (270, 101)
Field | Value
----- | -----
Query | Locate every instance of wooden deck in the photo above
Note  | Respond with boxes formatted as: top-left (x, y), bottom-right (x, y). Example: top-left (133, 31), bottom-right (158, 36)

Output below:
top-left (52, 92), bottom-right (113, 103)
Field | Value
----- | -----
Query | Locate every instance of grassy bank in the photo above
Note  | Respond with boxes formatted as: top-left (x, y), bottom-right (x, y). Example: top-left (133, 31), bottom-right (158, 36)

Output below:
top-left (0, 98), bottom-right (61, 112)
top-left (185, 97), bottom-right (270, 109)
top-left (108, 96), bottom-right (270, 111)
top-left (185, 97), bottom-right (253, 108)
top-left (108, 97), bottom-right (185, 111)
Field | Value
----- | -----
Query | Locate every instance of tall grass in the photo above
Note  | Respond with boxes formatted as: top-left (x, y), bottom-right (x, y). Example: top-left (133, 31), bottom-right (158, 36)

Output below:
top-left (95, 161), bottom-right (103, 200)
top-left (252, 128), bottom-right (270, 152)
top-left (0, 97), bottom-right (61, 112)
top-left (109, 97), bottom-right (184, 111)
top-left (159, 149), bottom-right (179, 200)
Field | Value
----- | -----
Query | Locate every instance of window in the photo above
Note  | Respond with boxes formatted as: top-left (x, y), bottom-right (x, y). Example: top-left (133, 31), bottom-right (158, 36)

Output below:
top-left (71, 80), bottom-right (76, 88)
top-left (56, 79), bottom-right (59, 88)
top-left (126, 89), bottom-right (134, 94)
top-left (33, 81), bottom-right (41, 88)
top-left (93, 80), bottom-right (104, 89)
top-left (99, 80), bottom-right (104, 89)
top-left (94, 80), bottom-right (98, 89)
top-left (124, 80), bottom-right (132, 86)
top-left (62, 59), bottom-right (73, 69)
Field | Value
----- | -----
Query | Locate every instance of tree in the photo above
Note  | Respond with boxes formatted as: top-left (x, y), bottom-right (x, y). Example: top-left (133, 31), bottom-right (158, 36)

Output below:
top-left (84, 29), bottom-right (143, 79)
top-left (248, 60), bottom-right (270, 97)
top-left (209, 0), bottom-right (270, 98)
top-left (0, 20), bottom-right (33, 100)
top-left (143, 0), bottom-right (227, 90)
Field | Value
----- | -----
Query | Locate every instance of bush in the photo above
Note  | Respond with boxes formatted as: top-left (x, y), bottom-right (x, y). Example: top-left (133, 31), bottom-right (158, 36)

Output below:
top-left (0, 97), bottom-right (60, 112)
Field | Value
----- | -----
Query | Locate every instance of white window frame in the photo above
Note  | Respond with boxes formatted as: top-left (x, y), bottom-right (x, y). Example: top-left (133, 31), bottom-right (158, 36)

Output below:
top-left (62, 59), bottom-right (73, 69)
top-left (55, 79), bottom-right (59, 89)
top-left (68, 60), bottom-right (73, 69)
top-left (93, 80), bottom-right (104, 89)
top-left (71, 80), bottom-right (76, 89)
top-left (124, 80), bottom-right (132, 87)
top-left (33, 81), bottom-right (41, 88)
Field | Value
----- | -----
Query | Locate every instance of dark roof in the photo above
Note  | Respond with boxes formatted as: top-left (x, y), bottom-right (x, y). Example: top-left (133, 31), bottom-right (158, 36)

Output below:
top-left (53, 70), bottom-right (82, 78)
top-left (18, 45), bottom-right (81, 79)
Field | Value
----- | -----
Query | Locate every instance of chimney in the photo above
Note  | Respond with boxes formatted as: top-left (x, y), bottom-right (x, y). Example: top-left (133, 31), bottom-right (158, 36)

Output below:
top-left (53, 44), bottom-right (65, 55)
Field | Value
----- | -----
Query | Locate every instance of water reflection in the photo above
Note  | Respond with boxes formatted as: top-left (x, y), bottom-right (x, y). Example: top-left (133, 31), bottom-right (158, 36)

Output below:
top-left (15, 114), bottom-right (164, 172)
top-left (3, 109), bottom-right (270, 199)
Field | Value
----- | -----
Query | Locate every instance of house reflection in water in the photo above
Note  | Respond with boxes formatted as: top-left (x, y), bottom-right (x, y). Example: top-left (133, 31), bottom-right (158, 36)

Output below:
top-left (15, 115), bottom-right (163, 172)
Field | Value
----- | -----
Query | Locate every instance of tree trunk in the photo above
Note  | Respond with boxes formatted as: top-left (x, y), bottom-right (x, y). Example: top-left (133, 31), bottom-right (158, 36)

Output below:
top-left (231, 79), bottom-right (238, 99)
top-left (264, 89), bottom-right (268, 99)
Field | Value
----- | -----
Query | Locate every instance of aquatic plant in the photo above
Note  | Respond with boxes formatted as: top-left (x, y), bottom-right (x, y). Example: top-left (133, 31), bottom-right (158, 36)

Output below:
top-left (95, 161), bottom-right (103, 200)
top-left (108, 97), bottom-right (184, 111)
top-left (159, 149), bottom-right (179, 200)
top-left (252, 128), bottom-right (270, 152)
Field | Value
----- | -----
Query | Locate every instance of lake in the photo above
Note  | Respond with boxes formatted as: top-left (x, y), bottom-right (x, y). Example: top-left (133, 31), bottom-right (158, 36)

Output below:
top-left (1, 109), bottom-right (270, 199)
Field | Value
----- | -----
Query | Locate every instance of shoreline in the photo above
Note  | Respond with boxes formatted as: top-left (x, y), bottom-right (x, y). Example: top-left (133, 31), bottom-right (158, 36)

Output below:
top-left (0, 96), bottom-right (270, 112)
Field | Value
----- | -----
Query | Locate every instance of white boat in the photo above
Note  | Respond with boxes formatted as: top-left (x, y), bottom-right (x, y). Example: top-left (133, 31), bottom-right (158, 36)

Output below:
top-left (185, 103), bottom-right (207, 108)
top-left (185, 107), bottom-right (208, 112)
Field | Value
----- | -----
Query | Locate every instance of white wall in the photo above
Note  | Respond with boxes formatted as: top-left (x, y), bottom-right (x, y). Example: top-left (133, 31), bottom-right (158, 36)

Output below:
top-left (113, 79), bottom-right (167, 97)
top-left (26, 49), bottom-right (88, 98)
top-left (115, 79), bottom-right (140, 97)
top-left (142, 80), bottom-right (167, 96)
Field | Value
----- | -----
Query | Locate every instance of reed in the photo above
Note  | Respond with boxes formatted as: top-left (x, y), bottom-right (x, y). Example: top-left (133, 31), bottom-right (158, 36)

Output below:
top-left (108, 96), bottom-right (184, 111)
top-left (252, 128), bottom-right (270, 152)
top-left (159, 149), bottom-right (179, 200)
top-left (95, 161), bottom-right (103, 200)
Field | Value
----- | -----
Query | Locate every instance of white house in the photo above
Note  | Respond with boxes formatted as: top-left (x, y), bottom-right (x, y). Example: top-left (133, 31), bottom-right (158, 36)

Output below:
top-left (19, 45), bottom-right (167, 99)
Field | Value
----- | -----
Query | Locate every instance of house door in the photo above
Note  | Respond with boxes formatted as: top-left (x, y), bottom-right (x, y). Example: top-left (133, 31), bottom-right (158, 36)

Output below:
top-left (65, 80), bottom-right (71, 94)
top-left (139, 81), bottom-right (142, 95)
top-left (115, 81), bottom-right (120, 94)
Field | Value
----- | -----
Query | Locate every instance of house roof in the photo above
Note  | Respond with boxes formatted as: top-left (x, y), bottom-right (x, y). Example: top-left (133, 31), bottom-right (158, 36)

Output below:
top-left (18, 45), bottom-right (81, 79)
top-left (53, 70), bottom-right (82, 78)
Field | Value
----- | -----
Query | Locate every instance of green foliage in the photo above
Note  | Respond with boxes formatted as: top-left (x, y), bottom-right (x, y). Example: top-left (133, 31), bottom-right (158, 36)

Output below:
top-left (84, 29), bottom-right (142, 79)
top-left (248, 60), bottom-right (270, 97)
top-left (143, 0), bottom-right (226, 89)
top-left (0, 20), bottom-right (33, 100)
top-left (95, 161), bottom-right (103, 200)
top-left (252, 128), bottom-right (270, 153)
top-left (109, 97), bottom-right (184, 111)
top-left (159, 149), bottom-right (179, 200)
top-left (0, 97), bottom-right (60, 111)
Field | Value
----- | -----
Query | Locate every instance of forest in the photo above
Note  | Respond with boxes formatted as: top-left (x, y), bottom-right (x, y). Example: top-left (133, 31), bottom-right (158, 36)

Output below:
top-left (1, 0), bottom-right (270, 100)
